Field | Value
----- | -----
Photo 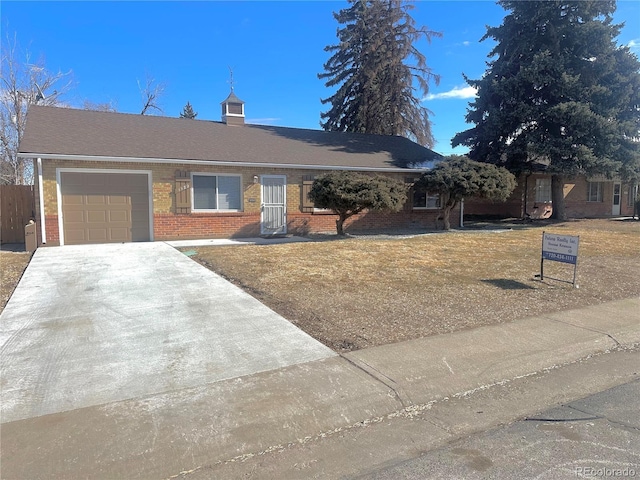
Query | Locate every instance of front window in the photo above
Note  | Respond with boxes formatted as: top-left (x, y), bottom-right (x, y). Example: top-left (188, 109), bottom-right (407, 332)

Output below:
top-left (535, 178), bottom-right (552, 203)
top-left (413, 190), bottom-right (441, 209)
top-left (192, 174), bottom-right (242, 211)
top-left (587, 182), bottom-right (603, 202)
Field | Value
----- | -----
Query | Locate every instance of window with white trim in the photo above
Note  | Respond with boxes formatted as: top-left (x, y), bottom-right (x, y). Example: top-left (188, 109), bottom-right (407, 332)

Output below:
top-left (535, 178), bottom-right (552, 203)
top-left (587, 181), bottom-right (603, 202)
top-left (413, 190), bottom-right (441, 209)
top-left (192, 174), bottom-right (242, 211)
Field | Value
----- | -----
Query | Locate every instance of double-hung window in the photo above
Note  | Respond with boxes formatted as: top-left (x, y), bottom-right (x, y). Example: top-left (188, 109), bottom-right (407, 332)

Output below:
top-left (192, 174), bottom-right (242, 211)
top-left (413, 190), bottom-right (441, 209)
top-left (535, 178), bottom-right (552, 203)
top-left (587, 182), bottom-right (603, 202)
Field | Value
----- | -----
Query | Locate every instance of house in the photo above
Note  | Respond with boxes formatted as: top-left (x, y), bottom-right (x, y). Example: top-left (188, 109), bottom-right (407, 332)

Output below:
top-left (464, 172), bottom-right (638, 220)
top-left (18, 93), bottom-right (455, 246)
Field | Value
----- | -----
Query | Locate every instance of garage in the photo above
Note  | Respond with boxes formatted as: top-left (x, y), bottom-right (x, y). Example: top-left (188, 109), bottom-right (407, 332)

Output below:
top-left (59, 171), bottom-right (151, 245)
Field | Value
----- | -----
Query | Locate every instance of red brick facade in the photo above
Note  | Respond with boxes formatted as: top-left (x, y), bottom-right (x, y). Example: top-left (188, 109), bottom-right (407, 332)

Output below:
top-left (34, 159), bottom-right (460, 245)
top-left (464, 174), bottom-right (637, 219)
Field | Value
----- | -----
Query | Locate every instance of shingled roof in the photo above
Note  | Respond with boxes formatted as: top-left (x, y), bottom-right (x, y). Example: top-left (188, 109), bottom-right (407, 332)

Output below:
top-left (19, 105), bottom-right (442, 171)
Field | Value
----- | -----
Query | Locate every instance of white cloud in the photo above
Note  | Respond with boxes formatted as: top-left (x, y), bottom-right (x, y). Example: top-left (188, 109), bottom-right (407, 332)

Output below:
top-left (423, 85), bottom-right (478, 101)
top-left (628, 39), bottom-right (640, 52)
top-left (462, 41), bottom-right (471, 46)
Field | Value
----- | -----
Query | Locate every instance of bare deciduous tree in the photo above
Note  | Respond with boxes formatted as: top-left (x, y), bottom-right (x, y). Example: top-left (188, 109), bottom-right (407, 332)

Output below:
top-left (1, 33), bottom-right (72, 184)
top-left (82, 99), bottom-right (118, 112)
top-left (138, 74), bottom-right (165, 115)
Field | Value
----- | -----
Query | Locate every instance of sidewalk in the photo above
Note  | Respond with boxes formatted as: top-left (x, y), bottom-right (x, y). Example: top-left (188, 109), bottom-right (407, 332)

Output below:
top-left (2, 297), bottom-right (638, 479)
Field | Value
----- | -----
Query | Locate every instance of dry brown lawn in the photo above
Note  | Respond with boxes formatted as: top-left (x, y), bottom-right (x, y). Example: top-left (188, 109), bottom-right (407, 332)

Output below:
top-left (189, 219), bottom-right (640, 352)
top-left (1, 251), bottom-right (32, 312)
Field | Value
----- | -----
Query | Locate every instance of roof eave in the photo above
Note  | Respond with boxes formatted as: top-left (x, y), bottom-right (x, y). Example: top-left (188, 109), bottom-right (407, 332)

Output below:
top-left (17, 152), bottom-right (431, 173)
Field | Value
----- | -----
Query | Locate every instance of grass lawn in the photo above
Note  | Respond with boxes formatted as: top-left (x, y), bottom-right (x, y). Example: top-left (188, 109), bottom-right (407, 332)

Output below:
top-left (189, 219), bottom-right (640, 352)
top-left (0, 251), bottom-right (32, 312)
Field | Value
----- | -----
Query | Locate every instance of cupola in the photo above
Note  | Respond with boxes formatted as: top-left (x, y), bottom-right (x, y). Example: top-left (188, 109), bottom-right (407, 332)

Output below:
top-left (221, 90), bottom-right (245, 126)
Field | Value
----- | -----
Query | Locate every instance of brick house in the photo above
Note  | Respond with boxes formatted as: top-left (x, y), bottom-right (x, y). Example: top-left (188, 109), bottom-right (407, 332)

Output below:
top-left (464, 172), bottom-right (638, 220)
top-left (18, 94), bottom-right (454, 246)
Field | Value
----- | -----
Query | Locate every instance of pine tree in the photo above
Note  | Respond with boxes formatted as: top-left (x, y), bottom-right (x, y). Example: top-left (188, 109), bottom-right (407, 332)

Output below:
top-left (179, 101), bottom-right (198, 119)
top-left (308, 171), bottom-right (407, 235)
top-left (319, 0), bottom-right (440, 147)
top-left (416, 156), bottom-right (516, 230)
top-left (452, 0), bottom-right (640, 220)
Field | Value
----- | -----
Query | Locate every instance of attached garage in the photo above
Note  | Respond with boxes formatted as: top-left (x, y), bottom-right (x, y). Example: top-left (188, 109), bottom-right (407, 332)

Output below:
top-left (58, 170), bottom-right (152, 245)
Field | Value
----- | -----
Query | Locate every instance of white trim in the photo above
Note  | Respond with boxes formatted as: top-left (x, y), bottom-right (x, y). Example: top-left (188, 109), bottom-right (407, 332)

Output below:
top-left (17, 153), bottom-right (429, 173)
top-left (190, 172), bottom-right (243, 212)
top-left (587, 175), bottom-right (621, 182)
top-left (37, 158), bottom-right (46, 244)
top-left (56, 167), bottom-right (154, 246)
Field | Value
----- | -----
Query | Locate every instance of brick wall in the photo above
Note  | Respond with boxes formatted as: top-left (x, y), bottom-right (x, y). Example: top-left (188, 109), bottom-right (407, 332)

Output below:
top-left (465, 173), bottom-right (633, 219)
top-left (37, 159), bottom-right (460, 244)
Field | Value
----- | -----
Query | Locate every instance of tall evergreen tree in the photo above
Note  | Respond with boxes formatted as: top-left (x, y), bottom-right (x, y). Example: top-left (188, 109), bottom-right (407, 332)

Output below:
top-left (319, 0), bottom-right (441, 147)
top-left (179, 101), bottom-right (198, 119)
top-left (452, 1), bottom-right (640, 220)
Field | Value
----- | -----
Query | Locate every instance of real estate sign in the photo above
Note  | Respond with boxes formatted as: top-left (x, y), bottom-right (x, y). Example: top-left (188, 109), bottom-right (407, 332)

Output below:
top-left (542, 232), bottom-right (579, 265)
top-left (539, 231), bottom-right (580, 288)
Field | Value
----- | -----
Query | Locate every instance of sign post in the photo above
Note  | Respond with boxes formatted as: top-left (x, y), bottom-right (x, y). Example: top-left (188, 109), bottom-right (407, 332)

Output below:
top-left (539, 231), bottom-right (580, 288)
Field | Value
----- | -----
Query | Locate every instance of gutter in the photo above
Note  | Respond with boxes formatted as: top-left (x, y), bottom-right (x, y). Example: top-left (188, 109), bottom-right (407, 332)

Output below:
top-left (17, 153), bottom-right (432, 174)
top-left (37, 158), bottom-right (46, 244)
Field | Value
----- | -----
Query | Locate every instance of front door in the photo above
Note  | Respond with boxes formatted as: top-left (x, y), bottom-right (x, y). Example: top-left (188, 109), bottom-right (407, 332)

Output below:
top-left (261, 175), bottom-right (287, 235)
top-left (612, 182), bottom-right (621, 216)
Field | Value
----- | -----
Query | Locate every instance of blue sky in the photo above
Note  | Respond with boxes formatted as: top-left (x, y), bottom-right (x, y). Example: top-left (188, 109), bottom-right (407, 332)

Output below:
top-left (2, 1), bottom-right (639, 155)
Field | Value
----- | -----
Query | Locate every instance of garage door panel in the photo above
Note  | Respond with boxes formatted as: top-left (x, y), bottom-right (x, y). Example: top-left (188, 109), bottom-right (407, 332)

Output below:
top-left (87, 229), bottom-right (108, 242)
top-left (63, 210), bottom-right (85, 223)
top-left (107, 210), bottom-right (129, 222)
top-left (61, 172), bottom-right (150, 245)
top-left (63, 195), bottom-right (84, 205)
top-left (65, 229), bottom-right (87, 244)
top-left (85, 195), bottom-right (108, 205)
top-left (86, 210), bottom-right (108, 223)
top-left (107, 227), bottom-right (129, 242)
top-left (107, 195), bottom-right (128, 205)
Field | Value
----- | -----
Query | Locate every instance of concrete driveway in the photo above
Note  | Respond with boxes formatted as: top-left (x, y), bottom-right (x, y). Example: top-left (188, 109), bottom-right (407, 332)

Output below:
top-left (0, 242), bottom-right (335, 423)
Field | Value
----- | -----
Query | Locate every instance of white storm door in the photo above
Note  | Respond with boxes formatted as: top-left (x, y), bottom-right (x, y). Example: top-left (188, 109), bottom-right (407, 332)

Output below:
top-left (612, 182), bottom-right (621, 216)
top-left (261, 175), bottom-right (287, 235)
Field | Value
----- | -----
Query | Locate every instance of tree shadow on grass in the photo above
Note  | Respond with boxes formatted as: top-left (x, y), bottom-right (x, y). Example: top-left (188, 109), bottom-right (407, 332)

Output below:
top-left (482, 278), bottom-right (535, 290)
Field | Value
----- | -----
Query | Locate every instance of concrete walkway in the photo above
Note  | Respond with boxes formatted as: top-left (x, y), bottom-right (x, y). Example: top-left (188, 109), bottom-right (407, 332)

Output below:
top-left (165, 235), bottom-right (313, 248)
top-left (1, 243), bottom-right (638, 479)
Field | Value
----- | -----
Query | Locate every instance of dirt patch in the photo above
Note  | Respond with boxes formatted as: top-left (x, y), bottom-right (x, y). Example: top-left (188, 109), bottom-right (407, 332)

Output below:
top-left (1, 251), bottom-right (32, 312)
top-left (188, 219), bottom-right (640, 352)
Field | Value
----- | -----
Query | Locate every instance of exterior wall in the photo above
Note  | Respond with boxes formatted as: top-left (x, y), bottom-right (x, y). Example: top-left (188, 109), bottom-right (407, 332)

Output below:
top-left (465, 173), bottom-right (637, 219)
top-left (463, 178), bottom-right (527, 218)
top-left (37, 158), bottom-right (460, 245)
top-left (621, 183), bottom-right (638, 217)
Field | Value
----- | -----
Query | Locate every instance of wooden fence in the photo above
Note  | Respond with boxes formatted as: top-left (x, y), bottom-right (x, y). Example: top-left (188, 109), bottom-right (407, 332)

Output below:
top-left (1, 185), bottom-right (35, 244)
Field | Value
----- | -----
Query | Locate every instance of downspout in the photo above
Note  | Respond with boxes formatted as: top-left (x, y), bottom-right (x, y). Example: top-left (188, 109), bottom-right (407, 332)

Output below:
top-left (37, 157), bottom-right (46, 244)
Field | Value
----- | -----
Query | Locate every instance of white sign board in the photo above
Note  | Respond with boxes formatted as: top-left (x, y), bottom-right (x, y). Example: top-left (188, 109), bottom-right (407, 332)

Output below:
top-left (542, 232), bottom-right (579, 265)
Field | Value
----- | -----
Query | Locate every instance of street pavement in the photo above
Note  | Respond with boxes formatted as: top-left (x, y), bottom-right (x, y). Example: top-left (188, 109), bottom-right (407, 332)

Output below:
top-left (0, 241), bottom-right (638, 479)
top-left (360, 378), bottom-right (640, 480)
